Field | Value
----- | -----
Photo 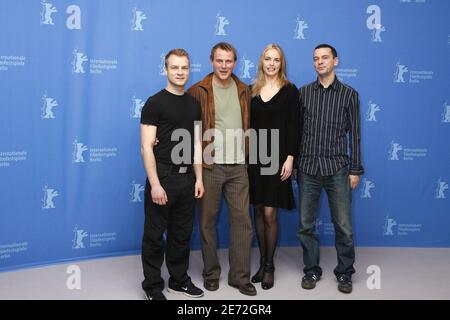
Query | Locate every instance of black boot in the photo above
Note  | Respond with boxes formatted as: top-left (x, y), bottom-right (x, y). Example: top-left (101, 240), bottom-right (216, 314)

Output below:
top-left (251, 257), bottom-right (265, 283)
top-left (261, 261), bottom-right (274, 290)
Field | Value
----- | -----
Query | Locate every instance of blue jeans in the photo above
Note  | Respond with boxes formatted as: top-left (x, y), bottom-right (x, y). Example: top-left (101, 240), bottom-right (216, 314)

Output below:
top-left (298, 167), bottom-right (355, 277)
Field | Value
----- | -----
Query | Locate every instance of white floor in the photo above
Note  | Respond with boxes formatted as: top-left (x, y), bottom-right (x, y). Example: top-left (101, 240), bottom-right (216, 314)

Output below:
top-left (1, 247), bottom-right (449, 300)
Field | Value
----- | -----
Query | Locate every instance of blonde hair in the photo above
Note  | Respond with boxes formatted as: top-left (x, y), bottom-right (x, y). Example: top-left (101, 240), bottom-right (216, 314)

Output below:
top-left (251, 44), bottom-right (290, 97)
top-left (165, 48), bottom-right (190, 68)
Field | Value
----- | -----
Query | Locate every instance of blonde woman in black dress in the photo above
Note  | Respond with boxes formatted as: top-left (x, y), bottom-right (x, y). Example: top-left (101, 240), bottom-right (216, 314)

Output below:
top-left (249, 44), bottom-right (299, 290)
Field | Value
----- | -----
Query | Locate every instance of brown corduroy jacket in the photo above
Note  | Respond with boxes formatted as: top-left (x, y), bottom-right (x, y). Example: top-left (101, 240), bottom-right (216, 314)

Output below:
top-left (187, 73), bottom-right (251, 168)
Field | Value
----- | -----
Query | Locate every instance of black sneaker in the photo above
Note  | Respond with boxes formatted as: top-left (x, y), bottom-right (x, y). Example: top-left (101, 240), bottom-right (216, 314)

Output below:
top-left (145, 291), bottom-right (167, 300)
top-left (167, 281), bottom-right (204, 298)
top-left (337, 274), bottom-right (353, 294)
top-left (301, 273), bottom-right (320, 290)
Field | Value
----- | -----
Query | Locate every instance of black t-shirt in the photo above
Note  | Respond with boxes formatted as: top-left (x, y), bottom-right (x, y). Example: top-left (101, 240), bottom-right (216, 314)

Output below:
top-left (140, 89), bottom-right (201, 165)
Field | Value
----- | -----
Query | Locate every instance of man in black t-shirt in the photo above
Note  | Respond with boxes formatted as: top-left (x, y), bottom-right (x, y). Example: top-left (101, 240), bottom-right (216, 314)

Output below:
top-left (140, 49), bottom-right (204, 300)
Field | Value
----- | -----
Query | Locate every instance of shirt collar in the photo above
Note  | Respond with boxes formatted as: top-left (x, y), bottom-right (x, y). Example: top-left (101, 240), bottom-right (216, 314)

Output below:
top-left (314, 76), bottom-right (340, 91)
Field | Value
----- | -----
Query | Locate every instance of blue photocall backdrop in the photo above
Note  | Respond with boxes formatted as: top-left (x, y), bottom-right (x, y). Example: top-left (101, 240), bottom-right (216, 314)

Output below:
top-left (0, 0), bottom-right (449, 272)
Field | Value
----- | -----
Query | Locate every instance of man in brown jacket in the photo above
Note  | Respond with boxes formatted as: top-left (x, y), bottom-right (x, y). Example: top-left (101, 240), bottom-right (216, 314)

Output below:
top-left (188, 42), bottom-right (256, 296)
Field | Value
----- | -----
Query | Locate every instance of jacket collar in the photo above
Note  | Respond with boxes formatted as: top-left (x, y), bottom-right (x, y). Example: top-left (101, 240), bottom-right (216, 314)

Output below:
top-left (198, 72), bottom-right (248, 95)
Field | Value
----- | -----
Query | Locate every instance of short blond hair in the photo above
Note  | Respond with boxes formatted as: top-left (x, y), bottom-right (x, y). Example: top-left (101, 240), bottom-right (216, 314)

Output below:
top-left (165, 48), bottom-right (190, 68)
top-left (210, 42), bottom-right (237, 61)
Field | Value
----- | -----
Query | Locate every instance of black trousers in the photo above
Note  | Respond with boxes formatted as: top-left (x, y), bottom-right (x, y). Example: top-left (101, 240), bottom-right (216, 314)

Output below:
top-left (141, 164), bottom-right (196, 293)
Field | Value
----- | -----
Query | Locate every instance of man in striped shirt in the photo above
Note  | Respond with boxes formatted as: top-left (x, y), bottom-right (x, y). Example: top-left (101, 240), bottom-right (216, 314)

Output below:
top-left (298, 44), bottom-right (364, 294)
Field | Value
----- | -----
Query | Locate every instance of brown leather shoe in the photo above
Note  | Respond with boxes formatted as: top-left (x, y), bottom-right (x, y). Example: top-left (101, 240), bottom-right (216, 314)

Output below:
top-left (229, 282), bottom-right (257, 296)
top-left (203, 279), bottom-right (219, 291)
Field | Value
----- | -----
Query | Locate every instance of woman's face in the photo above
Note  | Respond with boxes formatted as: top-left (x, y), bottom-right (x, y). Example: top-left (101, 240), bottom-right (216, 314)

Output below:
top-left (262, 48), bottom-right (281, 78)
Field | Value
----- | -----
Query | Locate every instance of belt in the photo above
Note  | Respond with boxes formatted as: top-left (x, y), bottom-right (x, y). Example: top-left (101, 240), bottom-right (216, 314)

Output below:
top-left (214, 164), bottom-right (246, 168)
top-left (157, 163), bottom-right (192, 174)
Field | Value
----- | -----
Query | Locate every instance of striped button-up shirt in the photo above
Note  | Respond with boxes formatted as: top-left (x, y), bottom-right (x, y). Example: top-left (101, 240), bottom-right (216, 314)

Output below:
top-left (298, 77), bottom-right (364, 176)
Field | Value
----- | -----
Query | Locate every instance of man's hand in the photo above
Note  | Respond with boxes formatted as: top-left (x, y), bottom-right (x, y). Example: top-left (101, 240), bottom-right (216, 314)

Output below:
top-left (195, 180), bottom-right (205, 199)
top-left (151, 184), bottom-right (168, 205)
top-left (349, 175), bottom-right (360, 190)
